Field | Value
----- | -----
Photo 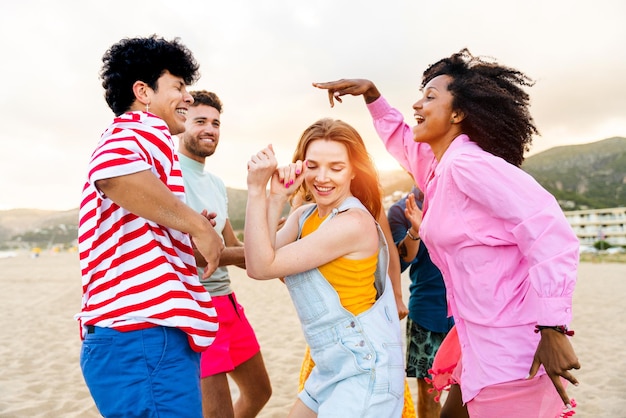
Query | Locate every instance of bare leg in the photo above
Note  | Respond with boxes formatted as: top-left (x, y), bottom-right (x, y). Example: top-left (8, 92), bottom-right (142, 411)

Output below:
top-left (417, 377), bottom-right (441, 418)
top-left (287, 399), bottom-right (317, 418)
top-left (201, 352), bottom-right (271, 418)
top-left (440, 384), bottom-right (469, 418)
top-left (228, 352), bottom-right (272, 418)
top-left (201, 373), bottom-right (234, 418)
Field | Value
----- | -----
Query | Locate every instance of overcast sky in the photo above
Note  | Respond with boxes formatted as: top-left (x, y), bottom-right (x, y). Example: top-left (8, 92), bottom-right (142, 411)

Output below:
top-left (1, 0), bottom-right (624, 210)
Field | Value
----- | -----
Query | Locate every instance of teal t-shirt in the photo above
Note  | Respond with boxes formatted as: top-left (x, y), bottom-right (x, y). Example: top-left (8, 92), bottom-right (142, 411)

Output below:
top-left (178, 153), bottom-right (231, 296)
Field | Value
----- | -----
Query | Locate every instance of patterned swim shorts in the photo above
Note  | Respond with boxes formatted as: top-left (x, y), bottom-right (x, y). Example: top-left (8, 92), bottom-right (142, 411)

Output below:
top-left (405, 318), bottom-right (448, 379)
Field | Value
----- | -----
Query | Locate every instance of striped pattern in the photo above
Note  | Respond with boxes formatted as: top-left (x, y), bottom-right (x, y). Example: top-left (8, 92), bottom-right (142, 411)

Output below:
top-left (76, 112), bottom-right (217, 352)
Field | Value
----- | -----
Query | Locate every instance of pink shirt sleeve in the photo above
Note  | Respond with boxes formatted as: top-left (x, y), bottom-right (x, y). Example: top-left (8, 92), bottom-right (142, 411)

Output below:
top-left (449, 151), bottom-right (578, 325)
top-left (367, 96), bottom-right (434, 192)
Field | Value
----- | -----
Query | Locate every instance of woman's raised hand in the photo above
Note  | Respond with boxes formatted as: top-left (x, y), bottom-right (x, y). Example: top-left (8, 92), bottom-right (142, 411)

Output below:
top-left (270, 161), bottom-right (306, 198)
top-left (312, 79), bottom-right (381, 107)
top-left (247, 145), bottom-right (279, 189)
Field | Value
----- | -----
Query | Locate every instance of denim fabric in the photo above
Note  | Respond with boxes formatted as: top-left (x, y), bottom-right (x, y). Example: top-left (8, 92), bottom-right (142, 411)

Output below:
top-left (286, 197), bottom-right (404, 417)
top-left (80, 326), bottom-right (202, 418)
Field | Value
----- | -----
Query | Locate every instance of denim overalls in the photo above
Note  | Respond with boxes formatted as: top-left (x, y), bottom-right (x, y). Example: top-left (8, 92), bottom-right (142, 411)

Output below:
top-left (285, 197), bottom-right (404, 417)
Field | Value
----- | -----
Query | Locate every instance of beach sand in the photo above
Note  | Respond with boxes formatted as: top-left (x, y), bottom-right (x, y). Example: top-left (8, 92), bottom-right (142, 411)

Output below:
top-left (0, 251), bottom-right (624, 417)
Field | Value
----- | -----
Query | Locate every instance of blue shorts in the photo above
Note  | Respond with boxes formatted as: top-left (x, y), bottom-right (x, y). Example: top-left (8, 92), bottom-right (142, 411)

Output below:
top-left (80, 325), bottom-right (202, 418)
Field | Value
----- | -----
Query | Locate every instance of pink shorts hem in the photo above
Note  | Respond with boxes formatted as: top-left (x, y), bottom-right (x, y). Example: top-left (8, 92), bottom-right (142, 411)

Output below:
top-left (200, 293), bottom-right (260, 377)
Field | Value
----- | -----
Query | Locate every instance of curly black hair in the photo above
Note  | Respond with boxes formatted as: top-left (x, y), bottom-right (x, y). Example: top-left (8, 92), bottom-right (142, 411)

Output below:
top-left (189, 90), bottom-right (223, 113)
top-left (422, 49), bottom-right (538, 167)
top-left (100, 35), bottom-right (200, 116)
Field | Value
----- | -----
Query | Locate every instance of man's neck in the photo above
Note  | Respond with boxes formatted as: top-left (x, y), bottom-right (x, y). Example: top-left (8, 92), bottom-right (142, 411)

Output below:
top-left (179, 149), bottom-right (206, 165)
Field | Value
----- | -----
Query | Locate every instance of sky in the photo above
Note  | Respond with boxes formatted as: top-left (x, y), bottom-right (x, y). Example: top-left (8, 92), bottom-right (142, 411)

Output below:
top-left (1, 0), bottom-right (625, 211)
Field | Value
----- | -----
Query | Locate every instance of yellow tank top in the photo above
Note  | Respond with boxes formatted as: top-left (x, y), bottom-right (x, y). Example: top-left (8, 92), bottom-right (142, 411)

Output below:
top-left (301, 208), bottom-right (377, 315)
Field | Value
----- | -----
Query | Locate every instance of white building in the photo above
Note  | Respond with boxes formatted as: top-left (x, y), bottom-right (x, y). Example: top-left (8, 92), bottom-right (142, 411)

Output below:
top-left (564, 207), bottom-right (626, 246)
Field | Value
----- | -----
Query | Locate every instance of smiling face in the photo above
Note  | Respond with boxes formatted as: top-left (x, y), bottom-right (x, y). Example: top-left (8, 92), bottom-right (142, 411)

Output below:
top-left (178, 104), bottom-right (221, 163)
top-left (145, 71), bottom-right (193, 135)
top-left (303, 139), bottom-right (354, 213)
top-left (411, 74), bottom-right (463, 158)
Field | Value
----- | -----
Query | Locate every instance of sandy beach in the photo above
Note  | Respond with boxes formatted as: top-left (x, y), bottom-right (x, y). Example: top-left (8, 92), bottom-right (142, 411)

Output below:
top-left (0, 251), bottom-right (624, 417)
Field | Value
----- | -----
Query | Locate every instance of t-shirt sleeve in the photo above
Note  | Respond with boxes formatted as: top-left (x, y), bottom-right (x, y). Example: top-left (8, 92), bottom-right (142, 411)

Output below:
top-left (387, 201), bottom-right (409, 245)
top-left (87, 132), bottom-right (153, 196)
top-left (387, 200), bottom-right (414, 273)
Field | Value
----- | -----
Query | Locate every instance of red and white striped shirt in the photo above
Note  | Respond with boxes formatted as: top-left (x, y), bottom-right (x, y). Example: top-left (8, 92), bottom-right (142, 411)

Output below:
top-left (76, 111), bottom-right (218, 352)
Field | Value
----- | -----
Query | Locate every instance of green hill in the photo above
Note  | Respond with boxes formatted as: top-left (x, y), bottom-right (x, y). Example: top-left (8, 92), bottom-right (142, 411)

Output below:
top-left (226, 188), bottom-right (250, 231)
top-left (521, 136), bottom-right (626, 210)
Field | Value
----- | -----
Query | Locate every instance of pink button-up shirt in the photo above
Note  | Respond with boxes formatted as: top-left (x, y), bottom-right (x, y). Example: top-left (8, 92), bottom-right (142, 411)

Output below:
top-left (368, 96), bottom-right (578, 402)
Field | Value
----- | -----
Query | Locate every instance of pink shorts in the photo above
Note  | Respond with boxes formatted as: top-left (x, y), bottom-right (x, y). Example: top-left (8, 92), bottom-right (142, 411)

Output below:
top-left (467, 374), bottom-right (570, 418)
top-left (200, 293), bottom-right (260, 378)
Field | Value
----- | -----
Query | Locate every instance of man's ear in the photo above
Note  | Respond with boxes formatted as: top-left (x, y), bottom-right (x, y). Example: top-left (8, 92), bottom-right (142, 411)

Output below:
top-left (132, 80), bottom-right (151, 107)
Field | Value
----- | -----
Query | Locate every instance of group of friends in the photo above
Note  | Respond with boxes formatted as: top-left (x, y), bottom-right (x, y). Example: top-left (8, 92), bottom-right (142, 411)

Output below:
top-left (76, 35), bottom-right (581, 418)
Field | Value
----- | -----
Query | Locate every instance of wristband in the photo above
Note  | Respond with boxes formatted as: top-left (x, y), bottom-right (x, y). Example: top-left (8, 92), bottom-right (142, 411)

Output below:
top-left (406, 229), bottom-right (420, 241)
top-left (534, 325), bottom-right (575, 336)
